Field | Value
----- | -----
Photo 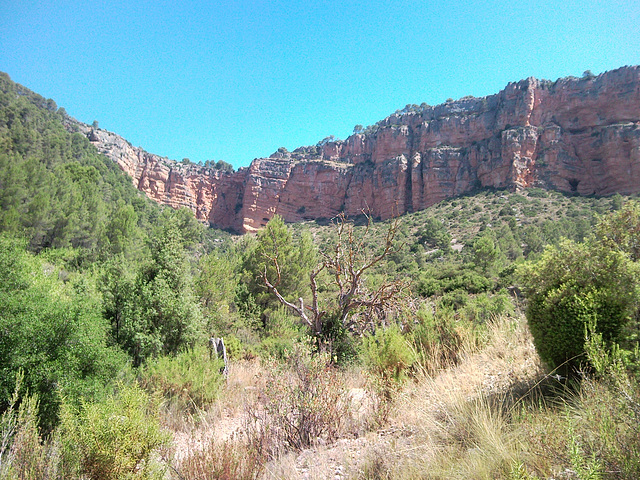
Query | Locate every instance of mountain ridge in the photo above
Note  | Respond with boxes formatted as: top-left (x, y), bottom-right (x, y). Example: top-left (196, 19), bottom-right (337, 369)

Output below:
top-left (64, 66), bottom-right (640, 232)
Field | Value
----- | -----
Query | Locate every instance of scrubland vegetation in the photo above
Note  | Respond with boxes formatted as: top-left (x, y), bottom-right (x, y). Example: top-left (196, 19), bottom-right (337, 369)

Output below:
top-left (1, 72), bottom-right (639, 479)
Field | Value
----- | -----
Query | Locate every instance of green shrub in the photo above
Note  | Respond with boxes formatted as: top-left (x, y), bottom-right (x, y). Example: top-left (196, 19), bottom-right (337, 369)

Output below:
top-left (238, 215), bottom-right (316, 315)
top-left (438, 289), bottom-right (470, 310)
top-left (59, 383), bottom-right (170, 480)
top-left (500, 205), bottom-right (516, 216)
top-left (518, 239), bottom-right (638, 372)
top-left (527, 188), bottom-right (548, 198)
top-left (363, 325), bottom-right (416, 381)
top-left (257, 335), bottom-right (297, 362)
top-left (416, 217), bottom-right (452, 252)
top-left (222, 334), bottom-right (243, 360)
top-left (460, 291), bottom-right (515, 324)
top-left (139, 345), bottom-right (224, 412)
top-left (257, 307), bottom-right (306, 361)
top-left (317, 312), bottom-right (359, 364)
top-left (417, 264), bottom-right (492, 297)
top-left (580, 329), bottom-right (640, 477)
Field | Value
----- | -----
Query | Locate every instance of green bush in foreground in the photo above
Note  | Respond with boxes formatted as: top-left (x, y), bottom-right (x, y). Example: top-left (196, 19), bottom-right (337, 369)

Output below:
top-left (518, 239), bottom-right (638, 372)
top-left (0, 236), bottom-right (126, 431)
top-left (59, 383), bottom-right (170, 480)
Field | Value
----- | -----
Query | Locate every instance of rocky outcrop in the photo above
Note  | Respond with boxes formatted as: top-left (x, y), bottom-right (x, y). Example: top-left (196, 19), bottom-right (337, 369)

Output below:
top-left (65, 119), bottom-right (247, 231)
top-left (68, 66), bottom-right (640, 232)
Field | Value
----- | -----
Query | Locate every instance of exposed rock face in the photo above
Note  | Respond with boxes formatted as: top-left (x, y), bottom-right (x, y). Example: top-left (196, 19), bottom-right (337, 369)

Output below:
top-left (68, 66), bottom-right (640, 232)
top-left (65, 119), bottom-right (247, 231)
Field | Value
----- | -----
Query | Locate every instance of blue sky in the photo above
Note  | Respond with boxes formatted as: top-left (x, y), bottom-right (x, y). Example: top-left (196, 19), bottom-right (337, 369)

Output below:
top-left (1, 0), bottom-right (639, 169)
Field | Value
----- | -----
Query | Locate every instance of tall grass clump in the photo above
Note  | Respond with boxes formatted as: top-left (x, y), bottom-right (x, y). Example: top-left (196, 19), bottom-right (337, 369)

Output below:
top-left (492, 324), bottom-right (640, 479)
top-left (178, 438), bottom-right (265, 480)
top-left (409, 303), bottom-right (465, 375)
top-left (0, 373), bottom-right (59, 479)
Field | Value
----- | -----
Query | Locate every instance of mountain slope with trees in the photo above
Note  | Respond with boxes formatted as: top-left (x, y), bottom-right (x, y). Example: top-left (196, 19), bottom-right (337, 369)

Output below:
top-left (0, 71), bottom-right (639, 479)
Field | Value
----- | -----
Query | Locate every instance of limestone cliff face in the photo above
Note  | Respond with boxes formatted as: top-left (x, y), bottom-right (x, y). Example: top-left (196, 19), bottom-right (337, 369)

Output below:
top-left (68, 66), bottom-right (640, 232)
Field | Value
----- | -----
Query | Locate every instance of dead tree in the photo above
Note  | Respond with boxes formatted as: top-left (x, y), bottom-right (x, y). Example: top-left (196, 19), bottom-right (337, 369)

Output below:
top-left (209, 336), bottom-right (228, 376)
top-left (262, 213), bottom-right (409, 350)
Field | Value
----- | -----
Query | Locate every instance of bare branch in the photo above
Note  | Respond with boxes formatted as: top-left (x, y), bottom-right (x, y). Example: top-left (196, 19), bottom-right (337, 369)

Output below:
top-left (262, 211), bottom-right (407, 348)
top-left (262, 264), bottom-right (313, 329)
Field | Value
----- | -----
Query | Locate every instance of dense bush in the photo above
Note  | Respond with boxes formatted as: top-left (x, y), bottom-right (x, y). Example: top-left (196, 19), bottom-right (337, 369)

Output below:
top-left (101, 220), bottom-right (205, 366)
top-left (415, 217), bottom-right (452, 252)
top-left (195, 249), bottom-right (241, 334)
top-left (460, 290), bottom-right (515, 324)
top-left (0, 236), bottom-right (126, 431)
top-left (417, 263), bottom-right (492, 297)
top-left (518, 239), bottom-right (638, 371)
top-left (0, 376), bottom-right (53, 479)
top-left (596, 200), bottom-right (640, 261)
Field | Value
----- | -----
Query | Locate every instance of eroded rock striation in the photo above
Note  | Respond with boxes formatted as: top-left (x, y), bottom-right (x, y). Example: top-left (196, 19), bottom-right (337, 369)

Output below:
top-left (68, 66), bottom-right (640, 232)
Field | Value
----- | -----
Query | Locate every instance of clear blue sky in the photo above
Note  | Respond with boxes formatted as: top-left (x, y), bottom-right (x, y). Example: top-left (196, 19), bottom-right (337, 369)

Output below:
top-left (1, 0), bottom-right (638, 169)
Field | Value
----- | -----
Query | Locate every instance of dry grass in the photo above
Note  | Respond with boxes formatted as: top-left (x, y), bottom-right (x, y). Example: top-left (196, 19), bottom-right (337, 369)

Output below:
top-left (399, 314), bottom-right (540, 426)
top-left (176, 437), bottom-right (265, 480)
top-left (164, 313), bottom-right (640, 480)
top-left (251, 314), bottom-right (543, 480)
top-left (354, 314), bottom-right (541, 479)
top-left (168, 359), bottom-right (266, 463)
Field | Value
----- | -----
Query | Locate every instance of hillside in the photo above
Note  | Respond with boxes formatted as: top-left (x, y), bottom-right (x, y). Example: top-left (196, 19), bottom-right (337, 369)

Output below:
top-left (1, 69), bottom-right (639, 480)
top-left (0, 71), bottom-right (168, 256)
top-left (66, 66), bottom-right (640, 232)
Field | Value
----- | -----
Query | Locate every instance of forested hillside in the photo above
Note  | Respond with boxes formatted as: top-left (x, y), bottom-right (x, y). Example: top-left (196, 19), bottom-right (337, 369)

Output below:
top-left (0, 72), bottom-right (159, 257)
top-left (1, 73), bottom-right (639, 480)
top-left (0, 72), bottom-right (210, 429)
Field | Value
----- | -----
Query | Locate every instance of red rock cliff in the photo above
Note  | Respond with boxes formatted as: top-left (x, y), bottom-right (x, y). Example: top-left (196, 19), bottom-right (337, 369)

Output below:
top-left (68, 66), bottom-right (640, 232)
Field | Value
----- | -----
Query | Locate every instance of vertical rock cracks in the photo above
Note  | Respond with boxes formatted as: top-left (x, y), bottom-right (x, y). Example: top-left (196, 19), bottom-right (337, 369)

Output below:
top-left (67, 66), bottom-right (640, 233)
